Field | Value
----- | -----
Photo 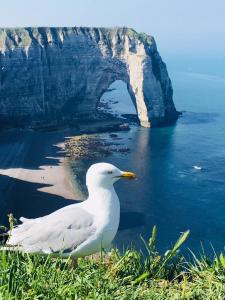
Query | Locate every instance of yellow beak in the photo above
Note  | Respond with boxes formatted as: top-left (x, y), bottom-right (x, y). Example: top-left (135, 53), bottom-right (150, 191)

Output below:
top-left (120, 171), bottom-right (137, 179)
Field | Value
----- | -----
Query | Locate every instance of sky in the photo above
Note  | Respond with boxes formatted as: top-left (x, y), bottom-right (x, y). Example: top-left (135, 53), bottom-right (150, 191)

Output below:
top-left (0, 0), bottom-right (225, 57)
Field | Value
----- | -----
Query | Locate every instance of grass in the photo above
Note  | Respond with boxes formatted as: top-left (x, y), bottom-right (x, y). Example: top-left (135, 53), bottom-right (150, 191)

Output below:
top-left (0, 227), bottom-right (224, 299)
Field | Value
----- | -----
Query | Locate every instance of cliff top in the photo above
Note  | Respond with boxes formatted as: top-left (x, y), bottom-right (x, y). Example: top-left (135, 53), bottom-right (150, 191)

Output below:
top-left (0, 26), bottom-right (155, 50)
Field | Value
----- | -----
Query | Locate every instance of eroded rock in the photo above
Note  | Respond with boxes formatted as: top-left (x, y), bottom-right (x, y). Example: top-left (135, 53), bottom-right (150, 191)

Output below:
top-left (0, 27), bottom-right (178, 127)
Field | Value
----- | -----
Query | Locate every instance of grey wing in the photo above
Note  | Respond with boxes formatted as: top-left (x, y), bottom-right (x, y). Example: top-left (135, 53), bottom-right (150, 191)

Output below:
top-left (8, 205), bottom-right (96, 254)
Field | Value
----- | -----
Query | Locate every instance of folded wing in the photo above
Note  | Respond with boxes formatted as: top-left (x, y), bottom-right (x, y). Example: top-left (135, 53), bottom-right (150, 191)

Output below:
top-left (7, 205), bottom-right (96, 254)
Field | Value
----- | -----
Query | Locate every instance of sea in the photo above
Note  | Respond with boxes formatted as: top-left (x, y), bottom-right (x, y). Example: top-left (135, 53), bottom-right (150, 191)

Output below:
top-left (72, 54), bottom-right (225, 255)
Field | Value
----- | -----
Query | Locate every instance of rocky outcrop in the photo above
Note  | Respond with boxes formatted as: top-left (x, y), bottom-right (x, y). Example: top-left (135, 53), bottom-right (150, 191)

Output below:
top-left (0, 27), bottom-right (178, 127)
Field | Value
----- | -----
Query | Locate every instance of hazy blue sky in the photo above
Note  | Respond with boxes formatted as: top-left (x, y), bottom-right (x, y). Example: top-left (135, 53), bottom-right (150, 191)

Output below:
top-left (0, 0), bottom-right (225, 56)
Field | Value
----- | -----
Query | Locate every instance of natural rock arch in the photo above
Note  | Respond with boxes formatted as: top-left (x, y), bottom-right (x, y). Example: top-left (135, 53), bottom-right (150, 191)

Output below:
top-left (0, 27), bottom-right (178, 127)
top-left (97, 80), bottom-right (137, 116)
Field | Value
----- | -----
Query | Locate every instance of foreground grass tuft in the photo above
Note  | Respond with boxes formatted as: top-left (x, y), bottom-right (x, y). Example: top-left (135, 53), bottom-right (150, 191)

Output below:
top-left (0, 228), bottom-right (224, 299)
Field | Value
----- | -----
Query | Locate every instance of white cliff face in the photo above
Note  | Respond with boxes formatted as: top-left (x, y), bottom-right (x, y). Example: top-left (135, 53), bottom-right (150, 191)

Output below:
top-left (0, 27), bottom-right (177, 127)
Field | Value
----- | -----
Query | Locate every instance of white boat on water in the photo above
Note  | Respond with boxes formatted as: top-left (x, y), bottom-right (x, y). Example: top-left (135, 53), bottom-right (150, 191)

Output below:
top-left (193, 165), bottom-right (202, 170)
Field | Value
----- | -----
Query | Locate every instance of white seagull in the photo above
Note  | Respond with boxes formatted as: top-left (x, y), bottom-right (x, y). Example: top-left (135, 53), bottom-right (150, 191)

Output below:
top-left (4, 163), bottom-right (136, 258)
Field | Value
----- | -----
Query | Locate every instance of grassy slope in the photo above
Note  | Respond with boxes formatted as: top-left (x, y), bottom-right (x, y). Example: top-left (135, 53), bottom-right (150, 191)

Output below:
top-left (0, 229), bottom-right (224, 300)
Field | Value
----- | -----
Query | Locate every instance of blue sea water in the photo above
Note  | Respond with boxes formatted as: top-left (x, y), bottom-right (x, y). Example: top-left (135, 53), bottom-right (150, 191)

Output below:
top-left (1, 54), bottom-right (224, 256)
top-left (87, 56), bottom-right (225, 254)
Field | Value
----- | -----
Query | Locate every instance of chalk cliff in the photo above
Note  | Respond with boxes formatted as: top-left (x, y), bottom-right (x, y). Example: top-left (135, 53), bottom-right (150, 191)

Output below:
top-left (0, 27), bottom-right (178, 127)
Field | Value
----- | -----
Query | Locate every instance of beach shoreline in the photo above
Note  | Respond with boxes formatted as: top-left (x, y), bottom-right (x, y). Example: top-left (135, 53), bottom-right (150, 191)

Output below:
top-left (0, 128), bottom-right (84, 224)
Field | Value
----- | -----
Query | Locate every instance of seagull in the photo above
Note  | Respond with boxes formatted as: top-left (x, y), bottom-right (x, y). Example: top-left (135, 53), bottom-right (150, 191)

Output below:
top-left (3, 163), bottom-right (136, 258)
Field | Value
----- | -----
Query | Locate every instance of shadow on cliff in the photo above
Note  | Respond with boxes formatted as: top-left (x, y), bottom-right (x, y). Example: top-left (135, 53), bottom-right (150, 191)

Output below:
top-left (0, 129), bottom-right (76, 170)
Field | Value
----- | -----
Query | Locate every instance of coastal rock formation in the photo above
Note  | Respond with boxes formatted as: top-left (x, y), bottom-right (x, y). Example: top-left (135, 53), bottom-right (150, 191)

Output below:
top-left (0, 27), bottom-right (178, 127)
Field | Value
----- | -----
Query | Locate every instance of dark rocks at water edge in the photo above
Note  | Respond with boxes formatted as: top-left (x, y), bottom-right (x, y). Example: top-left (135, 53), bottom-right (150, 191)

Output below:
top-left (65, 134), bottom-right (130, 160)
top-left (0, 27), bottom-right (178, 129)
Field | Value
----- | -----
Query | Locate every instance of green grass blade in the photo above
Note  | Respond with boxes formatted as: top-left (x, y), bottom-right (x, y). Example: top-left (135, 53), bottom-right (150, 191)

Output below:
top-left (149, 225), bottom-right (157, 250)
top-left (170, 230), bottom-right (190, 255)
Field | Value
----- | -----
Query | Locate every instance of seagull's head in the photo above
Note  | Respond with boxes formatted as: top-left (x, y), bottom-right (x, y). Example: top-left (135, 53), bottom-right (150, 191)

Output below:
top-left (86, 162), bottom-right (137, 188)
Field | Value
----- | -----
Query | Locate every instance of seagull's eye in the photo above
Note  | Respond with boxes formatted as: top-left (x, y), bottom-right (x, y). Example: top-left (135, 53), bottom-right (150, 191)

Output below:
top-left (107, 171), bottom-right (113, 175)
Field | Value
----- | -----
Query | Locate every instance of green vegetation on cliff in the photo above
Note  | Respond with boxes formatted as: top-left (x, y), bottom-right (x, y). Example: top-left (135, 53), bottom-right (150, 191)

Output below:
top-left (0, 227), bottom-right (224, 299)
